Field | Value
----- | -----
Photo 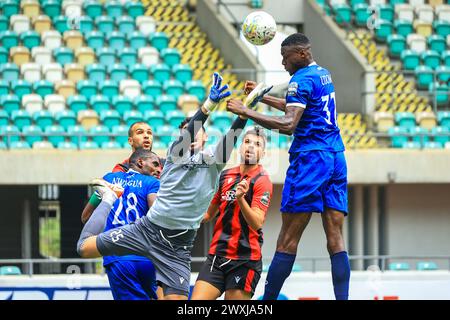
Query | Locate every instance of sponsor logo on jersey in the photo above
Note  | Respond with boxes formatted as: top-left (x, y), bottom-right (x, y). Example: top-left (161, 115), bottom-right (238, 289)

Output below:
top-left (221, 190), bottom-right (237, 201)
top-left (235, 276), bottom-right (241, 284)
top-left (287, 82), bottom-right (298, 97)
top-left (179, 277), bottom-right (185, 284)
top-left (260, 191), bottom-right (270, 206)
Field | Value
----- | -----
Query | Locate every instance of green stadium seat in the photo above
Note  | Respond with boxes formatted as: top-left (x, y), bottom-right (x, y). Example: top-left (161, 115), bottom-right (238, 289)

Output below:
top-left (79, 140), bottom-right (99, 149)
top-left (10, 140), bottom-right (31, 149)
top-left (401, 50), bottom-right (420, 70)
top-left (57, 141), bottom-right (77, 149)
top-left (292, 263), bottom-right (302, 272)
top-left (11, 80), bottom-right (32, 98)
top-left (410, 126), bottom-right (429, 145)
top-left (33, 110), bottom-right (54, 130)
top-left (389, 0), bottom-right (406, 4)
top-left (388, 126), bottom-right (409, 148)
top-left (375, 20), bottom-right (393, 42)
top-left (0, 110), bottom-right (9, 126)
top-left (56, 110), bottom-right (77, 130)
top-left (96, 47), bottom-right (116, 66)
top-left (67, 95), bottom-right (88, 113)
top-left (388, 262), bottom-right (410, 270)
top-left (442, 51), bottom-right (450, 67)
top-left (0, 141), bottom-right (7, 149)
top-left (68, 124), bottom-right (87, 144)
top-left (1, 94), bottom-right (20, 114)
top-left (89, 95), bottom-right (110, 114)
top-left (431, 126), bottom-right (449, 145)
top-left (86, 63), bottom-right (106, 84)
top-left (76, 80), bottom-right (98, 99)
top-left (0, 125), bottom-right (20, 144)
top-left (125, 1), bottom-right (144, 18)
top-left (135, 95), bottom-right (155, 114)
top-left (105, 1), bottom-right (123, 18)
top-left (437, 111), bottom-right (450, 129)
top-left (108, 63), bottom-right (128, 82)
top-left (83, 1), bottom-right (103, 19)
top-left (150, 32), bottom-right (169, 51)
top-left (428, 35), bottom-right (446, 54)
top-left (1, 63), bottom-right (20, 83)
top-left (45, 124), bottom-right (65, 147)
top-left (108, 31), bottom-right (126, 50)
top-left (128, 31), bottom-right (147, 50)
top-left (387, 34), bottom-right (406, 58)
top-left (417, 261), bottom-right (438, 271)
top-left (423, 141), bottom-right (443, 149)
top-left (433, 20), bottom-right (450, 38)
top-left (100, 80), bottom-right (119, 99)
top-left (111, 95), bottom-right (133, 116)
top-left (166, 110), bottom-right (185, 128)
top-left (123, 110), bottom-right (144, 127)
top-left (145, 110), bottom-right (165, 128)
top-left (102, 140), bottom-right (121, 149)
top-left (332, 3), bottom-right (352, 25)
top-left (53, 47), bottom-right (74, 65)
top-left (379, 4), bottom-right (394, 21)
top-left (415, 65), bottom-right (434, 89)
top-left (395, 19), bottom-right (414, 38)
top-left (85, 31), bottom-right (105, 50)
top-left (353, 4), bottom-right (370, 27)
top-left (206, 126), bottom-right (222, 146)
top-left (20, 31), bottom-right (41, 49)
top-left (0, 16), bottom-right (7, 32)
top-left (151, 64), bottom-right (171, 83)
top-left (112, 124), bottom-right (128, 146)
top-left (79, 16), bottom-right (94, 34)
top-left (395, 112), bottom-right (416, 129)
top-left (161, 48), bottom-right (181, 67)
top-left (95, 16), bottom-right (114, 34)
top-left (185, 80), bottom-right (206, 102)
top-left (130, 63), bottom-right (150, 84)
top-left (436, 65), bottom-right (450, 82)
top-left (163, 79), bottom-right (184, 99)
top-left (211, 111), bottom-right (233, 132)
top-left (116, 16), bottom-right (134, 36)
top-left (42, 0), bottom-right (61, 17)
top-left (33, 80), bottom-right (54, 98)
top-left (100, 109), bottom-right (121, 129)
top-left (0, 47), bottom-right (8, 64)
top-left (118, 48), bottom-right (138, 67)
top-left (53, 15), bottom-right (69, 33)
top-left (142, 80), bottom-right (163, 98)
top-left (156, 125), bottom-right (175, 145)
top-left (0, 80), bottom-right (9, 96)
top-left (402, 141), bottom-right (421, 149)
top-left (421, 50), bottom-right (441, 69)
top-left (156, 95), bottom-right (177, 113)
top-left (23, 124), bottom-right (43, 145)
top-left (151, 139), bottom-right (167, 150)
top-left (90, 125), bottom-right (110, 145)
top-left (172, 64), bottom-right (193, 84)
top-left (2, 1), bottom-right (20, 18)
top-left (0, 31), bottom-right (19, 50)
top-left (11, 110), bottom-right (32, 130)
top-left (429, 82), bottom-right (449, 106)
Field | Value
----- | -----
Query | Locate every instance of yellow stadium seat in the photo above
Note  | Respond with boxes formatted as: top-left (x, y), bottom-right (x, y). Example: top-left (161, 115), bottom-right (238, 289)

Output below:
top-left (63, 31), bottom-right (84, 51)
top-left (33, 15), bottom-right (52, 34)
top-left (75, 47), bottom-right (95, 66)
top-left (21, 0), bottom-right (40, 18)
top-left (55, 80), bottom-right (76, 99)
top-left (374, 111), bottom-right (395, 132)
top-left (64, 63), bottom-right (85, 83)
top-left (414, 21), bottom-right (433, 37)
top-left (10, 46), bottom-right (31, 66)
top-left (78, 110), bottom-right (99, 130)
top-left (178, 94), bottom-right (199, 114)
top-left (417, 111), bottom-right (437, 129)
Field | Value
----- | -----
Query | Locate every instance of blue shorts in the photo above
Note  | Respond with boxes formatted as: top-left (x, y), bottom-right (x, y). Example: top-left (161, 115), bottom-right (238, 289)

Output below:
top-left (281, 150), bottom-right (348, 215)
top-left (105, 259), bottom-right (158, 300)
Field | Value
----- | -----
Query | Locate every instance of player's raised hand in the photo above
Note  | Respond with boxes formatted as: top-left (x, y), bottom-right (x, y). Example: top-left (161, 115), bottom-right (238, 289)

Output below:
top-left (235, 179), bottom-right (249, 199)
top-left (202, 72), bottom-right (232, 114)
top-left (244, 81), bottom-right (257, 95)
top-left (226, 98), bottom-right (247, 118)
top-left (244, 82), bottom-right (273, 109)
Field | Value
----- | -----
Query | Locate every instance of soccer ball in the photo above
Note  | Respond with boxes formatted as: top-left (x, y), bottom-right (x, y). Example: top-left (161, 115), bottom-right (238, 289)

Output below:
top-left (242, 11), bottom-right (277, 46)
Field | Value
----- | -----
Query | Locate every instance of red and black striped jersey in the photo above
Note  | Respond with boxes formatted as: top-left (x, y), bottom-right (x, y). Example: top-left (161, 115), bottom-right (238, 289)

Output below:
top-left (112, 158), bottom-right (130, 173)
top-left (208, 165), bottom-right (273, 261)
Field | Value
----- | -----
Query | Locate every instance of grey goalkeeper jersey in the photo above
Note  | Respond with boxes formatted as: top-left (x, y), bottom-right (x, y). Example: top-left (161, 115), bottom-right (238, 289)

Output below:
top-left (147, 143), bottom-right (226, 230)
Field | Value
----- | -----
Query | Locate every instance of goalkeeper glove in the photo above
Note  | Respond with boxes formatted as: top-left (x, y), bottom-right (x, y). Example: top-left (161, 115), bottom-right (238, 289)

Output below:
top-left (202, 72), bottom-right (232, 114)
top-left (244, 82), bottom-right (273, 109)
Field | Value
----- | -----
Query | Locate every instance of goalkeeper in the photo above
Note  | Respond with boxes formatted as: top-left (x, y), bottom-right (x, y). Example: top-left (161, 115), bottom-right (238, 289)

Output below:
top-left (76, 72), bottom-right (272, 300)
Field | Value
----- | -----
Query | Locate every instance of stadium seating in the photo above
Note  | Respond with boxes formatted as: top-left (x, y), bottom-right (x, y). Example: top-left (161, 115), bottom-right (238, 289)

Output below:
top-left (417, 261), bottom-right (438, 270)
top-left (389, 262), bottom-right (411, 270)
top-left (0, 266), bottom-right (22, 275)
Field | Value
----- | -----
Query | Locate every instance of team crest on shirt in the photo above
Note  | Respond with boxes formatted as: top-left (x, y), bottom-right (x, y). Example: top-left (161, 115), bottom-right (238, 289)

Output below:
top-left (287, 82), bottom-right (298, 96)
top-left (260, 191), bottom-right (270, 206)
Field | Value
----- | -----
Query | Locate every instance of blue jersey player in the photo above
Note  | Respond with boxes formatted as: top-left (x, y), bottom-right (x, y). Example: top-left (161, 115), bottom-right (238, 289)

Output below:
top-left (93, 148), bottom-right (161, 300)
top-left (226, 33), bottom-right (350, 300)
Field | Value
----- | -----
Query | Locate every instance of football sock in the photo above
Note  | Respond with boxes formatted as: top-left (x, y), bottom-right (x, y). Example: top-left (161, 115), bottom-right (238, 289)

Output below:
top-left (331, 251), bottom-right (350, 300)
top-left (263, 251), bottom-right (296, 300)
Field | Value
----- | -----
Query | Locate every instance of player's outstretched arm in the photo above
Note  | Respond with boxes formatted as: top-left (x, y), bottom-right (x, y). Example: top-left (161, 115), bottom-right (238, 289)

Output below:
top-left (81, 193), bottom-right (101, 224)
top-left (170, 72), bottom-right (231, 158)
top-left (244, 81), bottom-right (286, 112)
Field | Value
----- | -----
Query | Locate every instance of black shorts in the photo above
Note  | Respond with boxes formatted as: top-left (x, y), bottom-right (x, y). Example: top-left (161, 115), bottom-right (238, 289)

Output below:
top-left (196, 254), bottom-right (262, 297)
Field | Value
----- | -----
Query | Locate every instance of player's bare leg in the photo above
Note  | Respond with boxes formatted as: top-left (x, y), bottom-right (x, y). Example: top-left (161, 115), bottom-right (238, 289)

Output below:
top-left (263, 212), bottom-right (312, 300)
top-left (191, 280), bottom-right (222, 300)
top-left (224, 289), bottom-right (251, 300)
top-left (163, 294), bottom-right (188, 300)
